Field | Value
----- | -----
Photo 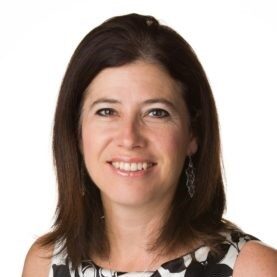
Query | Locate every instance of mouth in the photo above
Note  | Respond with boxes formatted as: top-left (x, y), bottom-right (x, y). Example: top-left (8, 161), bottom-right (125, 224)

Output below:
top-left (107, 161), bottom-right (156, 173)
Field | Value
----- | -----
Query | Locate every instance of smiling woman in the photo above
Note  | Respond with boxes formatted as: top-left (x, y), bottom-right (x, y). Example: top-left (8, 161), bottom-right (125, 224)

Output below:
top-left (22, 13), bottom-right (277, 277)
top-left (80, 61), bottom-right (196, 209)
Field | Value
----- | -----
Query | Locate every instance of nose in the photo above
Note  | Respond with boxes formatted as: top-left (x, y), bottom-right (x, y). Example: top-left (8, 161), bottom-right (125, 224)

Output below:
top-left (115, 116), bottom-right (146, 150)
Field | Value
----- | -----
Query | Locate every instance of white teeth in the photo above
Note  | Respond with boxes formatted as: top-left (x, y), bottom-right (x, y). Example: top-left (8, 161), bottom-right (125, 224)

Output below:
top-left (111, 161), bottom-right (153, 172)
top-left (113, 162), bottom-right (120, 168)
top-left (142, 162), bottom-right (147, 170)
top-left (130, 163), bottom-right (137, 171)
top-left (123, 163), bottom-right (130, 171)
top-left (138, 163), bottom-right (142, 170)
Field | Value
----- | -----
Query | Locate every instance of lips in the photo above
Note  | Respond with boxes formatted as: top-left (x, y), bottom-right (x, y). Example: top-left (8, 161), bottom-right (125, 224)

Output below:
top-left (107, 158), bottom-right (156, 173)
top-left (111, 161), bottom-right (154, 172)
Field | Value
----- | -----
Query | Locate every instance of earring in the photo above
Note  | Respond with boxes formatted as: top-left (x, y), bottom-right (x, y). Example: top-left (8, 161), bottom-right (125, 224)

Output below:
top-left (185, 156), bottom-right (195, 198)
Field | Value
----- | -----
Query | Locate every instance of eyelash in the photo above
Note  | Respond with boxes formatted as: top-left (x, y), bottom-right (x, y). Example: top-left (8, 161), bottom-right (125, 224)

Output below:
top-left (147, 108), bottom-right (169, 118)
top-left (95, 108), bottom-right (116, 117)
top-left (95, 108), bottom-right (170, 118)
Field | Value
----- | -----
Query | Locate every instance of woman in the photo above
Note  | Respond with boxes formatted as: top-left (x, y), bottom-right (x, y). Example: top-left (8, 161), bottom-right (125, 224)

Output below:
top-left (23, 13), bottom-right (276, 277)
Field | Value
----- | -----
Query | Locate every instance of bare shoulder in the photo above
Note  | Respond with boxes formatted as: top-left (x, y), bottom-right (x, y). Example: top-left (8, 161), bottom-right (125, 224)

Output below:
top-left (233, 240), bottom-right (277, 277)
top-left (22, 239), bottom-right (54, 277)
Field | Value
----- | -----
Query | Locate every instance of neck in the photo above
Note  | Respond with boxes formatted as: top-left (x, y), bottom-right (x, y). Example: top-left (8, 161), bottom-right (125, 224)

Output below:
top-left (98, 198), bottom-right (172, 271)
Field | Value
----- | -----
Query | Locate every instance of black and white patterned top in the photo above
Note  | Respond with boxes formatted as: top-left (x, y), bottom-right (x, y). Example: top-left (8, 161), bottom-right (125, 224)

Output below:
top-left (49, 230), bottom-right (258, 277)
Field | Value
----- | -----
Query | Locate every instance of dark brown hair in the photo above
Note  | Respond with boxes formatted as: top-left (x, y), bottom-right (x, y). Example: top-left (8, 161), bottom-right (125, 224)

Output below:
top-left (40, 13), bottom-right (235, 268)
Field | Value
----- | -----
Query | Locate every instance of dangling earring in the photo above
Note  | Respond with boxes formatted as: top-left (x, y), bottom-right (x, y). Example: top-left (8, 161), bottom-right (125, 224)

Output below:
top-left (185, 156), bottom-right (195, 198)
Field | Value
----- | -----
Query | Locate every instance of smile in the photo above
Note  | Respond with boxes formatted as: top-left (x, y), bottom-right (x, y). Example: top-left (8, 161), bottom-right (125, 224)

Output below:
top-left (111, 161), bottom-right (155, 172)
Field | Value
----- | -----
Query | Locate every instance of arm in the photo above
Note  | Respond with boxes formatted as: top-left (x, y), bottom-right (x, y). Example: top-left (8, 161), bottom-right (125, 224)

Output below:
top-left (22, 240), bottom-right (54, 277)
top-left (233, 240), bottom-right (277, 277)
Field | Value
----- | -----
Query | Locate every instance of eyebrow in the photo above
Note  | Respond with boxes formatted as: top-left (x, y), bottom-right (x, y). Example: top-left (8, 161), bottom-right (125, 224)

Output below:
top-left (90, 98), bottom-right (120, 108)
top-left (90, 97), bottom-right (178, 111)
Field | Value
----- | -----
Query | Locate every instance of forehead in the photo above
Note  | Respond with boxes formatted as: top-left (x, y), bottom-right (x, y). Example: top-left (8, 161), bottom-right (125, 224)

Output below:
top-left (84, 60), bottom-right (184, 101)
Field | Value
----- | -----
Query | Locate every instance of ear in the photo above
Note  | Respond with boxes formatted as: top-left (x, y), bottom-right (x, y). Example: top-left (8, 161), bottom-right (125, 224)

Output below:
top-left (186, 135), bottom-right (198, 156)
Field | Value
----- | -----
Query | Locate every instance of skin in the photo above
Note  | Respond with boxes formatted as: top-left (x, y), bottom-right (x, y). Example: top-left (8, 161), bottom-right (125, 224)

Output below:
top-left (22, 60), bottom-right (277, 276)
top-left (81, 60), bottom-right (197, 210)
top-left (80, 60), bottom-right (198, 270)
top-left (22, 242), bottom-right (53, 277)
top-left (22, 240), bottom-right (277, 276)
top-left (82, 59), bottom-right (196, 209)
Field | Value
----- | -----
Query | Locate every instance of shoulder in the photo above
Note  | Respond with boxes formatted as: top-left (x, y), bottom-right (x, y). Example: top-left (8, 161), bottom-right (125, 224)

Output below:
top-left (233, 240), bottom-right (277, 277)
top-left (22, 239), bottom-right (54, 277)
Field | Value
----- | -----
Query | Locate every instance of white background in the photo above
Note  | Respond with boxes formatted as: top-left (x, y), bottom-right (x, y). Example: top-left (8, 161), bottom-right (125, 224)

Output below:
top-left (0, 0), bottom-right (276, 276)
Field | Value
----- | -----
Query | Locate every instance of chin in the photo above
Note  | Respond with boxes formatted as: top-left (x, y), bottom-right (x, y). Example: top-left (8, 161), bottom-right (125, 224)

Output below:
top-left (101, 190), bottom-right (158, 208)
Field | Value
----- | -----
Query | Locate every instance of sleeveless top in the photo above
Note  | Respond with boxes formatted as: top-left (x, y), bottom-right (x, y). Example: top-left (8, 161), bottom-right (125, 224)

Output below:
top-left (49, 230), bottom-right (258, 277)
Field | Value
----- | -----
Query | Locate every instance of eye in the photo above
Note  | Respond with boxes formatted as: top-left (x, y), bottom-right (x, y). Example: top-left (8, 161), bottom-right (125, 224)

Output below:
top-left (148, 108), bottom-right (169, 118)
top-left (95, 108), bottom-right (116, 117)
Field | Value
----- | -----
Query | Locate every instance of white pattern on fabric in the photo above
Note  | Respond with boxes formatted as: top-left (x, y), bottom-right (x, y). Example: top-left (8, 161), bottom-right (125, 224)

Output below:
top-left (49, 230), bottom-right (258, 277)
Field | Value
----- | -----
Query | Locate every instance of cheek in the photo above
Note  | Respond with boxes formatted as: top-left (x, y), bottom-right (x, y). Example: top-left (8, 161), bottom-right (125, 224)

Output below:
top-left (81, 124), bottom-right (100, 163)
top-left (156, 127), bottom-right (187, 156)
top-left (81, 126), bottom-right (105, 185)
top-left (156, 128), bottom-right (189, 177)
top-left (81, 122), bottom-right (114, 164)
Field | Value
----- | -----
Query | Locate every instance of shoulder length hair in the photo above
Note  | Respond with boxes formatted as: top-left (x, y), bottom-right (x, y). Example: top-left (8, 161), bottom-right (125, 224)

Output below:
top-left (40, 13), bottom-right (234, 268)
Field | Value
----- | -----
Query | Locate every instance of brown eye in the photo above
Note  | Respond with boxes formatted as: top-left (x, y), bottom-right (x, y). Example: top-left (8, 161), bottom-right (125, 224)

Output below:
top-left (96, 108), bottom-right (116, 116)
top-left (148, 109), bottom-right (169, 118)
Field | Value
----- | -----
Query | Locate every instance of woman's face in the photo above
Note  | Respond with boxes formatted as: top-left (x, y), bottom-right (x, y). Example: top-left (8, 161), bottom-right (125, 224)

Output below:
top-left (81, 60), bottom-right (197, 209)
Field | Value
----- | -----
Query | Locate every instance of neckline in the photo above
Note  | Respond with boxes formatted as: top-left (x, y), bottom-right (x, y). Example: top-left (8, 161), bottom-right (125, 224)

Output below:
top-left (85, 244), bottom-right (207, 274)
